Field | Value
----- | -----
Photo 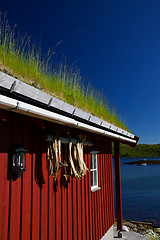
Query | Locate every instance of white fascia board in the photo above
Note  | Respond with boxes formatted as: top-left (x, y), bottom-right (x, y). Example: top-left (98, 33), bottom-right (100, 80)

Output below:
top-left (0, 95), bottom-right (76, 126)
top-left (0, 95), bottom-right (17, 109)
top-left (18, 101), bottom-right (77, 126)
top-left (101, 121), bottom-right (135, 139)
top-left (76, 122), bottom-right (136, 144)
top-left (0, 94), bottom-right (137, 144)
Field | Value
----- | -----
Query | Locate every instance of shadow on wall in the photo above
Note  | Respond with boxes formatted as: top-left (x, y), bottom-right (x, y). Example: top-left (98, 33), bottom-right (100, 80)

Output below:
top-left (7, 149), bottom-right (70, 191)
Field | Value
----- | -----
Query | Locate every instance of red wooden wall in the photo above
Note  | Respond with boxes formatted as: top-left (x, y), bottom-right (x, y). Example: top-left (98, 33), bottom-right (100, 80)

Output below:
top-left (0, 110), bottom-right (115, 240)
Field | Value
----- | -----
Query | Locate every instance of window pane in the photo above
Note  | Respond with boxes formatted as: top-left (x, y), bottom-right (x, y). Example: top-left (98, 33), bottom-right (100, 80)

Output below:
top-left (91, 155), bottom-right (93, 169)
top-left (91, 171), bottom-right (93, 187)
top-left (93, 155), bottom-right (95, 169)
top-left (94, 155), bottom-right (97, 169)
top-left (94, 170), bottom-right (98, 186)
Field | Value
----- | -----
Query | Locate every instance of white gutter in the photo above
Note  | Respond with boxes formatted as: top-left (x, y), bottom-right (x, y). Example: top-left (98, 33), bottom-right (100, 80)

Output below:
top-left (76, 122), bottom-right (136, 143)
top-left (0, 94), bottom-right (137, 144)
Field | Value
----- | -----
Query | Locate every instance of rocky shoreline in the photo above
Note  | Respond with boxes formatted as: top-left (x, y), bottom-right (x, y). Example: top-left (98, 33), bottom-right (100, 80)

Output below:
top-left (118, 220), bottom-right (160, 238)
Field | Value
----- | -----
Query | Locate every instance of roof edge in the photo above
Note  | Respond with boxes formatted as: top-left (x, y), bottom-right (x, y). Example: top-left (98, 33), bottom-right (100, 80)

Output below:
top-left (0, 71), bottom-right (139, 145)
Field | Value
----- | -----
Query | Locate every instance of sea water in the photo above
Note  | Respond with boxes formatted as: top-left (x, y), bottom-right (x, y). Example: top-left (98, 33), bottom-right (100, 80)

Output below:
top-left (113, 157), bottom-right (160, 225)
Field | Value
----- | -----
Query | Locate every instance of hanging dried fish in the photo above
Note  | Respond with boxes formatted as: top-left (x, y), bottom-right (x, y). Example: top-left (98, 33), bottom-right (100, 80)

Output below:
top-left (47, 136), bottom-right (88, 180)
top-left (63, 144), bottom-right (70, 180)
top-left (68, 141), bottom-right (88, 179)
top-left (68, 141), bottom-right (79, 178)
top-left (77, 142), bottom-right (88, 177)
top-left (47, 137), bottom-right (68, 181)
top-left (46, 143), bottom-right (54, 175)
top-left (76, 142), bottom-right (88, 177)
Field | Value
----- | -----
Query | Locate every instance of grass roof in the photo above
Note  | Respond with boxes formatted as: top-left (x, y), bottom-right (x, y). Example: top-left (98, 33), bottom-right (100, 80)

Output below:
top-left (0, 14), bottom-right (128, 131)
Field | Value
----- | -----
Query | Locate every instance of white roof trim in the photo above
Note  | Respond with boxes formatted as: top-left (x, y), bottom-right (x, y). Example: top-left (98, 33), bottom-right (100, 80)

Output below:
top-left (0, 94), bottom-right (137, 144)
top-left (0, 71), bottom-right (138, 144)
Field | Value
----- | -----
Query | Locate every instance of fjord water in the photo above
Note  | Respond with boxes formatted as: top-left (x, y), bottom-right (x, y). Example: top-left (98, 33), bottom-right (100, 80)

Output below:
top-left (113, 157), bottom-right (160, 225)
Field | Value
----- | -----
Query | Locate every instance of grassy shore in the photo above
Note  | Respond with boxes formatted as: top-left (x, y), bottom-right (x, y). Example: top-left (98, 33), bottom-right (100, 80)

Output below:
top-left (119, 144), bottom-right (160, 158)
top-left (123, 159), bottom-right (160, 165)
top-left (0, 13), bottom-right (128, 130)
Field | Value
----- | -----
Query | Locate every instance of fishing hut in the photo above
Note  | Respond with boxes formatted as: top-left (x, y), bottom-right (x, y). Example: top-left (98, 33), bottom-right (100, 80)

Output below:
top-left (0, 71), bottom-right (139, 240)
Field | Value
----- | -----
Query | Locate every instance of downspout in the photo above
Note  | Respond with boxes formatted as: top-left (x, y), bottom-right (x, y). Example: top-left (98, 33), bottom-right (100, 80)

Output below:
top-left (114, 142), bottom-right (123, 236)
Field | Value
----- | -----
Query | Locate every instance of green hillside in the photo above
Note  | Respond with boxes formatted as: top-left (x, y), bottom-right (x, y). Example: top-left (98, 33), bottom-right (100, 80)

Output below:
top-left (119, 144), bottom-right (160, 158)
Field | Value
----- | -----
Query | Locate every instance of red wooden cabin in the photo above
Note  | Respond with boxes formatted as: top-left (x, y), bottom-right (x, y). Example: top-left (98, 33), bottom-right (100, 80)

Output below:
top-left (0, 71), bottom-right (138, 240)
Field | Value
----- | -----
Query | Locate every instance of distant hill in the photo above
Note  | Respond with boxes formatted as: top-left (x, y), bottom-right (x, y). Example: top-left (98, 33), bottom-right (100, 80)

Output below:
top-left (119, 144), bottom-right (160, 158)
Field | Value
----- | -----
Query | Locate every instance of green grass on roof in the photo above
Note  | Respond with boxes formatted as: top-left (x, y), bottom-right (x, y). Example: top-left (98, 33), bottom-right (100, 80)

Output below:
top-left (0, 13), bottom-right (128, 131)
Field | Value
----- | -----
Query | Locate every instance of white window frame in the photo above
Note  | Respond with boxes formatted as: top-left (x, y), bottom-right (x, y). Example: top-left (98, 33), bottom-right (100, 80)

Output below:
top-left (90, 151), bottom-right (100, 192)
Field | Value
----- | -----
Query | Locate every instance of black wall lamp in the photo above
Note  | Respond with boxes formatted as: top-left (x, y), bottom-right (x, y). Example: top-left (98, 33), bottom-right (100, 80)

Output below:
top-left (11, 147), bottom-right (27, 179)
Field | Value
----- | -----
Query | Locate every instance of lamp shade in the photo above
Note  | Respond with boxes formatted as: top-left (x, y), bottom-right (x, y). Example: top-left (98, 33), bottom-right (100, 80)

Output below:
top-left (12, 147), bottom-right (27, 173)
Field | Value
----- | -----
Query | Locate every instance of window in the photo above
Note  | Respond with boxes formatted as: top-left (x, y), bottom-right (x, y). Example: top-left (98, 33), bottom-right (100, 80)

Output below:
top-left (90, 151), bottom-right (100, 191)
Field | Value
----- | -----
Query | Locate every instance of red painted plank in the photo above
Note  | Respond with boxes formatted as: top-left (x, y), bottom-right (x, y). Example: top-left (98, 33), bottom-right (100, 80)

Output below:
top-left (61, 151), bottom-right (68, 240)
top-left (32, 157), bottom-right (40, 240)
top-left (21, 120), bottom-right (32, 240)
top-left (91, 193), bottom-right (94, 240)
top-left (77, 179), bottom-right (82, 240)
top-left (108, 142), bottom-right (114, 229)
top-left (99, 148), bottom-right (104, 236)
top-left (21, 153), bottom-right (32, 240)
top-left (48, 175), bottom-right (55, 240)
top-left (109, 146), bottom-right (113, 228)
top-left (96, 146), bottom-right (100, 240)
top-left (107, 145), bottom-right (111, 228)
top-left (101, 151), bottom-right (105, 233)
top-left (109, 144), bottom-right (115, 225)
top-left (97, 154), bottom-right (100, 240)
top-left (97, 153), bottom-right (103, 239)
top-left (91, 176), bottom-right (96, 240)
top-left (9, 114), bottom-right (22, 240)
top-left (84, 151), bottom-right (89, 240)
top-left (41, 151), bottom-right (48, 240)
top-left (95, 191), bottom-right (99, 240)
top-left (94, 192), bottom-right (97, 240)
top-left (87, 150), bottom-right (93, 240)
top-left (62, 185), bottom-right (68, 240)
top-left (32, 127), bottom-right (40, 240)
top-left (55, 165), bottom-right (62, 240)
top-left (106, 151), bottom-right (110, 231)
top-left (105, 146), bottom-right (109, 229)
top-left (103, 151), bottom-right (108, 232)
top-left (0, 119), bottom-right (10, 240)
top-left (0, 152), bottom-right (10, 240)
top-left (72, 178), bottom-right (77, 240)
top-left (99, 149), bottom-right (105, 236)
top-left (110, 150), bottom-right (115, 224)
top-left (67, 176), bottom-right (72, 240)
top-left (92, 193), bottom-right (96, 240)
top-left (81, 174), bottom-right (86, 240)
top-left (109, 154), bottom-right (113, 226)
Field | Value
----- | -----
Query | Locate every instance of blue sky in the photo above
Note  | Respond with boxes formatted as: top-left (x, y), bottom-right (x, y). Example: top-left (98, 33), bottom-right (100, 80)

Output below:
top-left (1, 0), bottom-right (160, 144)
